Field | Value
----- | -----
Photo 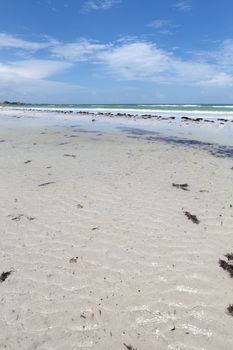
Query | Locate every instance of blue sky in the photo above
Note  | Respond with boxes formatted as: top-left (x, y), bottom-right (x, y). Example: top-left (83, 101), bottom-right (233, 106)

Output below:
top-left (0, 0), bottom-right (233, 103)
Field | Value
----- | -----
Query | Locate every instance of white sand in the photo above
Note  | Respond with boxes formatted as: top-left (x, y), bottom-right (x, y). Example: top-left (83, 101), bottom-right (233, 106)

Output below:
top-left (0, 118), bottom-right (233, 349)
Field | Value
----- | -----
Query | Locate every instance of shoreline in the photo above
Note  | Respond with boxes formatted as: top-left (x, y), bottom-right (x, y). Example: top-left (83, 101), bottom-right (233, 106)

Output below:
top-left (0, 106), bottom-right (233, 149)
top-left (1, 105), bottom-right (233, 123)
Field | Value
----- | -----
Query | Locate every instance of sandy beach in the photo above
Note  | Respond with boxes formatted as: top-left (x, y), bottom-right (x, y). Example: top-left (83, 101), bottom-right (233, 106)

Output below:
top-left (0, 114), bottom-right (233, 350)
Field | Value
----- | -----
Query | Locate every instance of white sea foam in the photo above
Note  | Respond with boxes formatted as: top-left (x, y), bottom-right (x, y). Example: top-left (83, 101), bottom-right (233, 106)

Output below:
top-left (138, 104), bottom-right (202, 107)
top-left (212, 105), bottom-right (233, 109)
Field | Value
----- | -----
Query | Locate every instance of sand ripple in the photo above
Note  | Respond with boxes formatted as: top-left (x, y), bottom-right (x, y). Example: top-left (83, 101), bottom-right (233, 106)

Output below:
top-left (0, 122), bottom-right (233, 349)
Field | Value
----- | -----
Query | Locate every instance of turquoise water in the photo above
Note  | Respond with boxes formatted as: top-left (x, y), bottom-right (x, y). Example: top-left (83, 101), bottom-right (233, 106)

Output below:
top-left (2, 103), bottom-right (233, 113)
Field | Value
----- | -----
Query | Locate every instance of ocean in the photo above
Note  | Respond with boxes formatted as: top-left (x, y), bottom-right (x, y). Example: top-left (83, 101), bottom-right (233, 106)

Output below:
top-left (2, 103), bottom-right (233, 114)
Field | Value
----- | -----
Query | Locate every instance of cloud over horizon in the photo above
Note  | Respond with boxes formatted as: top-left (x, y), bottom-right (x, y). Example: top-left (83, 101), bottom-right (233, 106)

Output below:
top-left (1, 32), bottom-right (233, 102)
top-left (0, 59), bottom-right (71, 80)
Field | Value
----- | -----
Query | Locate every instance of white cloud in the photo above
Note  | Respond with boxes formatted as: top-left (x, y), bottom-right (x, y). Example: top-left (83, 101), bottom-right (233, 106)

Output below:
top-left (0, 77), bottom-right (84, 104)
top-left (96, 40), bottom-right (233, 86)
top-left (148, 20), bottom-right (171, 29)
top-left (1, 32), bottom-right (233, 98)
top-left (217, 39), bottom-right (233, 66)
top-left (190, 39), bottom-right (233, 67)
top-left (175, 1), bottom-right (192, 12)
top-left (81, 0), bottom-right (121, 13)
top-left (197, 73), bottom-right (233, 87)
top-left (44, 36), bottom-right (233, 87)
top-left (147, 19), bottom-right (177, 35)
top-left (51, 39), bottom-right (109, 61)
top-left (97, 42), bottom-right (171, 80)
top-left (0, 59), bottom-right (71, 79)
top-left (0, 33), bottom-right (51, 51)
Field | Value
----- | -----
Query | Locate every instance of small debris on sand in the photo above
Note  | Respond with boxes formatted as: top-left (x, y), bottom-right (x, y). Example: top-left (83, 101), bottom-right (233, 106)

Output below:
top-left (69, 257), bottom-right (79, 263)
top-left (123, 344), bottom-right (137, 350)
top-left (38, 182), bottom-right (56, 187)
top-left (219, 259), bottom-right (233, 278)
top-left (77, 204), bottom-right (84, 208)
top-left (227, 304), bottom-right (233, 316)
top-left (58, 142), bottom-right (69, 146)
top-left (225, 253), bottom-right (233, 260)
top-left (184, 211), bottom-right (200, 224)
top-left (0, 270), bottom-right (13, 283)
top-left (219, 255), bottom-right (233, 315)
top-left (172, 183), bottom-right (189, 191)
top-left (27, 216), bottom-right (35, 221)
top-left (63, 154), bottom-right (76, 158)
top-left (11, 215), bottom-right (23, 221)
top-left (24, 160), bottom-right (32, 164)
top-left (9, 214), bottom-right (35, 222)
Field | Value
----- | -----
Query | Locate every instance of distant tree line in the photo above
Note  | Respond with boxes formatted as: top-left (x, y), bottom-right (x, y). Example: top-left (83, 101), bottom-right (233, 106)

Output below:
top-left (2, 101), bottom-right (26, 105)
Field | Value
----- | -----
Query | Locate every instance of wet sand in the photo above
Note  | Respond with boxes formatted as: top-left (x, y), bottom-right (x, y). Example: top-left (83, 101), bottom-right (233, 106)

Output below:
top-left (0, 118), bottom-right (233, 349)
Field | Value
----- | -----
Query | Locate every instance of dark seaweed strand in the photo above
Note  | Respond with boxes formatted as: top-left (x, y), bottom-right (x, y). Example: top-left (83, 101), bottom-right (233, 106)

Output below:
top-left (219, 259), bottom-right (233, 278)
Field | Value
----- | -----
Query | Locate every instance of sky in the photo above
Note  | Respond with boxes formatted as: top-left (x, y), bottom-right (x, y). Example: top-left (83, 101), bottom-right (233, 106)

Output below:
top-left (0, 0), bottom-right (233, 104)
